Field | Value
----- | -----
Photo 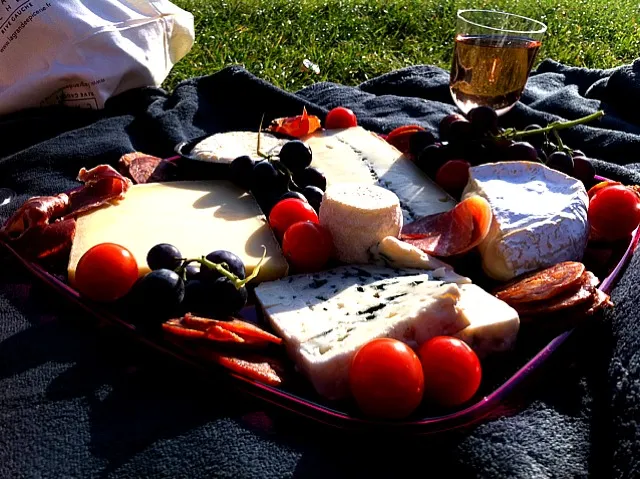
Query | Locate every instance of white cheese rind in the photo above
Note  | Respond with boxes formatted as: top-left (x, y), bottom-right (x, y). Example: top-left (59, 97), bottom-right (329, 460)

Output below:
top-left (454, 284), bottom-right (520, 358)
top-left (462, 161), bottom-right (589, 281)
top-left (254, 265), bottom-right (469, 400)
top-left (190, 131), bottom-right (287, 162)
top-left (319, 184), bottom-right (403, 264)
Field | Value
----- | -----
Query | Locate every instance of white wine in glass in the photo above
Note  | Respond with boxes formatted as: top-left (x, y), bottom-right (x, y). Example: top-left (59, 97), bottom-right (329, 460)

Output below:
top-left (450, 10), bottom-right (547, 116)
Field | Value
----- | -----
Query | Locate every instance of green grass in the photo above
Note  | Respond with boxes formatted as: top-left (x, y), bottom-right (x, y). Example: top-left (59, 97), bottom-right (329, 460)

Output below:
top-left (165, 0), bottom-right (640, 92)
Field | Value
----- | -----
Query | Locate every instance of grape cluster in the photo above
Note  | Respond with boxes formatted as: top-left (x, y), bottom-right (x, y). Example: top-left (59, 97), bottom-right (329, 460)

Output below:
top-left (229, 139), bottom-right (326, 215)
top-left (411, 106), bottom-right (597, 197)
top-left (127, 243), bottom-right (252, 327)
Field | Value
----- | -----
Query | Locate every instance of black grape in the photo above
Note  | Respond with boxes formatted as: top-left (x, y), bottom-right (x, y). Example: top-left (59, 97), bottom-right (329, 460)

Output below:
top-left (294, 166), bottom-right (327, 191)
top-left (506, 142), bottom-right (538, 162)
top-left (447, 120), bottom-right (475, 143)
top-left (229, 155), bottom-right (255, 190)
top-left (439, 113), bottom-right (466, 141)
top-left (409, 130), bottom-right (436, 157)
top-left (279, 140), bottom-right (313, 172)
top-left (416, 143), bottom-right (450, 177)
top-left (200, 250), bottom-right (246, 281)
top-left (209, 278), bottom-right (249, 316)
top-left (182, 279), bottom-right (208, 315)
top-left (546, 151), bottom-right (574, 175)
top-left (184, 263), bottom-right (200, 282)
top-left (147, 243), bottom-right (182, 271)
top-left (278, 191), bottom-right (308, 202)
top-left (468, 106), bottom-right (499, 135)
top-left (251, 160), bottom-right (279, 192)
top-left (572, 156), bottom-right (596, 184)
top-left (302, 185), bottom-right (324, 212)
top-left (128, 269), bottom-right (185, 323)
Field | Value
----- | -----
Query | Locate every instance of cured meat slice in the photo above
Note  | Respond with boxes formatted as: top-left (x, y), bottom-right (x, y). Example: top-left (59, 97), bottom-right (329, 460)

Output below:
top-left (65, 165), bottom-right (132, 217)
top-left (119, 152), bottom-right (177, 184)
top-left (1, 164), bottom-right (132, 261)
top-left (170, 313), bottom-right (282, 345)
top-left (400, 195), bottom-right (492, 257)
top-left (585, 289), bottom-right (614, 315)
top-left (197, 350), bottom-right (285, 386)
top-left (514, 273), bottom-right (595, 316)
top-left (1, 194), bottom-right (70, 240)
top-left (205, 325), bottom-right (245, 343)
top-left (494, 262), bottom-right (586, 305)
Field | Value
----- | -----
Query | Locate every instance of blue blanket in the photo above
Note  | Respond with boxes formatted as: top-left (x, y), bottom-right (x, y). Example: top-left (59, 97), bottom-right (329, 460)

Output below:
top-left (1, 59), bottom-right (640, 478)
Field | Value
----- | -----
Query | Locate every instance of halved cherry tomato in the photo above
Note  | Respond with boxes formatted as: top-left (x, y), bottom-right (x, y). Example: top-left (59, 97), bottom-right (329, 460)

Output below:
top-left (269, 198), bottom-right (319, 239)
top-left (385, 125), bottom-right (426, 156)
top-left (418, 336), bottom-right (481, 408)
top-left (349, 338), bottom-right (424, 419)
top-left (74, 243), bottom-right (139, 302)
top-left (282, 221), bottom-right (333, 272)
top-left (587, 180), bottom-right (621, 200)
top-left (325, 107), bottom-right (358, 129)
top-left (589, 184), bottom-right (640, 241)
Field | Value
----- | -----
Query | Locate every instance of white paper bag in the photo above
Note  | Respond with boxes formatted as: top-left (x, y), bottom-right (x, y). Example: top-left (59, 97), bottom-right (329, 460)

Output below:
top-left (0, 0), bottom-right (195, 116)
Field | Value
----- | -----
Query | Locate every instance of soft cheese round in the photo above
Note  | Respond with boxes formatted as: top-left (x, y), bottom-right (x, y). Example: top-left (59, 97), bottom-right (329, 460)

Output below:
top-left (190, 131), bottom-right (288, 162)
top-left (319, 183), bottom-right (403, 264)
top-left (461, 161), bottom-right (589, 281)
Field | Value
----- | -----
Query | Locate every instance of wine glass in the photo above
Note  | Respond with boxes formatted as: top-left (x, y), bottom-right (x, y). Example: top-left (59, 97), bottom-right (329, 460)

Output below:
top-left (449, 9), bottom-right (547, 116)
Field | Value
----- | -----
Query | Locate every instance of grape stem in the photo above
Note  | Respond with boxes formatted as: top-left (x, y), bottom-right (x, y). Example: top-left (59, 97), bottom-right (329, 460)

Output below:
top-left (551, 128), bottom-right (566, 152)
top-left (497, 110), bottom-right (605, 140)
top-left (179, 246), bottom-right (267, 290)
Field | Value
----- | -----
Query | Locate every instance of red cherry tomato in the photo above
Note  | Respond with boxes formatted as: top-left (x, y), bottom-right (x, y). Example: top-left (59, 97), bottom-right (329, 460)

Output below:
top-left (282, 221), bottom-right (333, 272)
top-left (587, 180), bottom-right (621, 200)
top-left (349, 338), bottom-right (424, 419)
top-left (435, 159), bottom-right (471, 198)
top-left (418, 336), bottom-right (481, 408)
top-left (269, 198), bottom-right (319, 239)
top-left (74, 243), bottom-right (139, 302)
top-left (325, 107), bottom-right (358, 129)
top-left (589, 185), bottom-right (640, 241)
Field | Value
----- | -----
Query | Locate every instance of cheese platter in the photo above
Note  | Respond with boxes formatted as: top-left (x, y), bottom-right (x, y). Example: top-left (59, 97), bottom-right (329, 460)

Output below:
top-left (2, 106), bottom-right (638, 434)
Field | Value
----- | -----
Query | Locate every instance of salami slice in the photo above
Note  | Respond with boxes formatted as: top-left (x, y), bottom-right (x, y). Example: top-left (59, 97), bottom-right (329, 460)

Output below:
top-left (119, 152), bottom-right (176, 184)
top-left (514, 275), bottom-right (595, 316)
top-left (494, 261), bottom-right (586, 305)
top-left (400, 195), bottom-right (492, 257)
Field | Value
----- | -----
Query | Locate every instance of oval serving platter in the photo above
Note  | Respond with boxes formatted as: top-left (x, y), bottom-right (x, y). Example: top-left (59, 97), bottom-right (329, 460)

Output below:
top-left (2, 174), bottom-right (637, 435)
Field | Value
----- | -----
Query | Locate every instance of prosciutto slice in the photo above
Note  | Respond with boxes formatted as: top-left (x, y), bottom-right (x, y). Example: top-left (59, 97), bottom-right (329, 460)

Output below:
top-left (400, 195), bottom-right (492, 257)
top-left (118, 152), bottom-right (177, 184)
top-left (1, 165), bottom-right (132, 261)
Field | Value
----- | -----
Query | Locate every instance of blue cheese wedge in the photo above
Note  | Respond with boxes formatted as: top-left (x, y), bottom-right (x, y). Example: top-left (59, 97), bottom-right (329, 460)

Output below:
top-left (462, 161), bottom-right (589, 281)
top-left (254, 265), bottom-right (469, 400)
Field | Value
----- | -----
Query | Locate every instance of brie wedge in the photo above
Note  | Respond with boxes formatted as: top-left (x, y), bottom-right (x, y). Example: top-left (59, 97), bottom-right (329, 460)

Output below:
top-left (462, 161), bottom-right (589, 281)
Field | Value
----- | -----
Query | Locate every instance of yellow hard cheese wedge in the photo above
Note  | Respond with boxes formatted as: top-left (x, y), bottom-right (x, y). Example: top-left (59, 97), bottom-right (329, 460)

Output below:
top-left (67, 181), bottom-right (289, 285)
